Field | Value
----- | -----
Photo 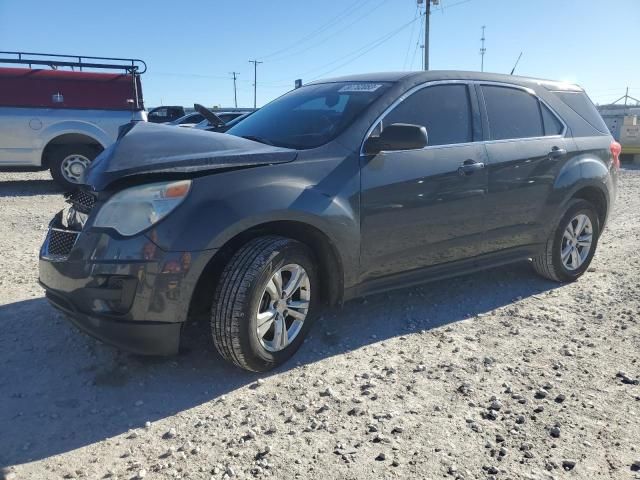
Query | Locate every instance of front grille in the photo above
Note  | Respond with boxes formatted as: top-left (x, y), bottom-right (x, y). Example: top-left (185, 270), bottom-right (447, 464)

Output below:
top-left (65, 189), bottom-right (96, 213)
top-left (47, 228), bottom-right (79, 256)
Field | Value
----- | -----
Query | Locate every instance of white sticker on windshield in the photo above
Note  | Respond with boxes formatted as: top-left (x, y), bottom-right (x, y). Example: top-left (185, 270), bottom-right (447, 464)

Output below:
top-left (338, 83), bottom-right (383, 93)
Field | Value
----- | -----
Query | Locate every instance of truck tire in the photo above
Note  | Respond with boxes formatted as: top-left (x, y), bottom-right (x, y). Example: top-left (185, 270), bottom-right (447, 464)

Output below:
top-left (532, 199), bottom-right (600, 282)
top-left (49, 144), bottom-right (101, 190)
top-left (211, 236), bottom-right (318, 372)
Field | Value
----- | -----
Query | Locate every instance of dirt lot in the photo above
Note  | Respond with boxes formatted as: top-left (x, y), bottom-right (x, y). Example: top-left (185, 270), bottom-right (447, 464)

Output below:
top-left (1, 168), bottom-right (639, 480)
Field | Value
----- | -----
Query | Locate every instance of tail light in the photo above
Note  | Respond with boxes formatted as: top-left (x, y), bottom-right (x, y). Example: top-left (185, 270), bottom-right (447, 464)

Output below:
top-left (610, 141), bottom-right (622, 169)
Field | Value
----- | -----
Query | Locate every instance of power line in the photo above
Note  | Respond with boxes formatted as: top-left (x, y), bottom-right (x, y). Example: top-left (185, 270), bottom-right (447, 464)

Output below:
top-left (265, 0), bottom-right (389, 64)
top-left (409, 9), bottom-right (425, 70)
top-left (266, 14), bottom-right (421, 85)
top-left (310, 15), bottom-right (422, 80)
top-left (402, 4), bottom-right (420, 70)
top-left (257, 0), bottom-right (372, 61)
top-left (441, 0), bottom-right (474, 9)
top-left (422, 0), bottom-right (475, 71)
top-left (152, 71), bottom-right (233, 80)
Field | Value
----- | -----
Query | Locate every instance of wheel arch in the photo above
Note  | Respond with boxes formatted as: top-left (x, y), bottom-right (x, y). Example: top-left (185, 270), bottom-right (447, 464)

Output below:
top-left (187, 220), bottom-right (345, 323)
top-left (552, 153), bottom-right (612, 230)
top-left (570, 185), bottom-right (608, 228)
top-left (41, 132), bottom-right (106, 168)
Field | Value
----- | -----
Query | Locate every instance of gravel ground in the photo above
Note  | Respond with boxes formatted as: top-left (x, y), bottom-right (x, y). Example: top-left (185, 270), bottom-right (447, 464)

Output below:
top-left (1, 168), bottom-right (639, 480)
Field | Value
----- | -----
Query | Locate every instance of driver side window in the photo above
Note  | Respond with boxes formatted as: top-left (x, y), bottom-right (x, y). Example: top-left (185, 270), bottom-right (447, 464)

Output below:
top-left (379, 84), bottom-right (473, 146)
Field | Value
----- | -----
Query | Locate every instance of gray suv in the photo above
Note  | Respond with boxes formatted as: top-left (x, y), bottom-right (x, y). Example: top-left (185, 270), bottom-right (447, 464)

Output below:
top-left (39, 71), bottom-right (619, 371)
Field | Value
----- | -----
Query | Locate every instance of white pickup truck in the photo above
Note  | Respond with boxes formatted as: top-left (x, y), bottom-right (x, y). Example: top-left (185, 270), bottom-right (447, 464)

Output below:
top-left (0, 52), bottom-right (146, 189)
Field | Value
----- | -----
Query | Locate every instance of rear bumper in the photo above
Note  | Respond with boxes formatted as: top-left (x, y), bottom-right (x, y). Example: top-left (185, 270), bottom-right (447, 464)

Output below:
top-left (44, 286), bottom-right (181, 355)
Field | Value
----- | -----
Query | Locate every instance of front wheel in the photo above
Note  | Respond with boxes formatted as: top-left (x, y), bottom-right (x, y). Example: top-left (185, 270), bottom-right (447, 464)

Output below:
top-left (211, 236), bottom-right (318, 372)
top-left (532, 199), bottom-right (600, 282)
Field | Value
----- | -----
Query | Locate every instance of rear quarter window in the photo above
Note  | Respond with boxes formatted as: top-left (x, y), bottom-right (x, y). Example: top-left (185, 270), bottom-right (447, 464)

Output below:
top-left (554, 91), bottom-right (609, 134)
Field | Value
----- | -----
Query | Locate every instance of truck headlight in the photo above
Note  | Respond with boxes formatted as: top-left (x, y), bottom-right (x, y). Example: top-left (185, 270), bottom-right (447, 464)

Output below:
top-left (93, 180), bottom-right (191, 236)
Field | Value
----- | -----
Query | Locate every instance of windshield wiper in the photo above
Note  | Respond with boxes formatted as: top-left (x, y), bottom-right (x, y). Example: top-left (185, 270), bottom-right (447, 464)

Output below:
top-left (240, 135), bottom-right (275, 146)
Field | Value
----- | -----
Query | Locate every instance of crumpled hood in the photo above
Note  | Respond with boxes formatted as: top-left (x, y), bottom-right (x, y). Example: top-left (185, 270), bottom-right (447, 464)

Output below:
top-left (84, 121), bottom-right (298, 191)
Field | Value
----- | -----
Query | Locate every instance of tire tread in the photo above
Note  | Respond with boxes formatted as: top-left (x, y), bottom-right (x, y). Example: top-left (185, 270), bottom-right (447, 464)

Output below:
top-left (211, 235), bottom-right (291, 371)
top-left (532, 198), bottom-right (598, 282)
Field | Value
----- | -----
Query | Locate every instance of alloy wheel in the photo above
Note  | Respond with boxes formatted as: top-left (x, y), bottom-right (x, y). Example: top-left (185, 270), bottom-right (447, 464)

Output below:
top-left (560, 213), bottom-right (593, 271)
top-left (256, 264), bottom-right (310, 352)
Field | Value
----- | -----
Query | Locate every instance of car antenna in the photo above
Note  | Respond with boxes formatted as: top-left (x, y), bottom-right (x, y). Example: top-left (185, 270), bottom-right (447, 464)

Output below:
top-left (510, 51), bottom-right (523, 75)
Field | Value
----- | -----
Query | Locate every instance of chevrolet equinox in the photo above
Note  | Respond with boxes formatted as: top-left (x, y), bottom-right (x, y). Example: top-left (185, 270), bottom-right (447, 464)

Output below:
top-left (39, 71), bottom-right (619, 371)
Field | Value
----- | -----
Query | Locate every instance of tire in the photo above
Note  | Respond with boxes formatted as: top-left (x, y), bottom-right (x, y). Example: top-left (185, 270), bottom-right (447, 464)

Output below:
top-left (532, 199), bottom-right (600, 282)
top-left (211, 236), bottom-right (319, 372)
top-left (48, 144), bottom-right (101, 190)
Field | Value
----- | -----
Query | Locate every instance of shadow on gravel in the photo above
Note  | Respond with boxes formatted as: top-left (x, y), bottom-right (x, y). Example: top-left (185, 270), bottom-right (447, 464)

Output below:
top-left (0, 261), bottom-right (560, 467)
top-left (0, 179), bottom-right (62, 197)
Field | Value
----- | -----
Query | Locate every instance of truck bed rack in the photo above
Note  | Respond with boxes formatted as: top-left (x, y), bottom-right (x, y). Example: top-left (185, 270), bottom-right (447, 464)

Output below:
top-left (0, 51), bottom-right (146, 74)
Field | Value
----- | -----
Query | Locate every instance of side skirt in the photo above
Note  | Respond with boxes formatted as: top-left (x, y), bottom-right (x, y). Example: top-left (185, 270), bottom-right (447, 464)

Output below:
top-left (346, 245), bottom-right (541, 301)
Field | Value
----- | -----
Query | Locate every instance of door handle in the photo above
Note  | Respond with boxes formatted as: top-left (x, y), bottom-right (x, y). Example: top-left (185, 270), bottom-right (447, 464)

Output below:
top-left (548, 146), bottom-right (567, 159)
top-left (458, 159), bottom-right (485, 176)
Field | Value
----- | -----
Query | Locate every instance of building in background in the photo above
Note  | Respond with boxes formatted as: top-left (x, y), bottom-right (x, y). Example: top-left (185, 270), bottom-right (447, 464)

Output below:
top-left (597, 94), bottom-right (640, 163)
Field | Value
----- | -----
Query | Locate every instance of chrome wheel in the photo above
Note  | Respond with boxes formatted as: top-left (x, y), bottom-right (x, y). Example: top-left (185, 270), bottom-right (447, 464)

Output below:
top-left (256, 264), bottom-right (310, 352)
top-left (561, 213), bottom-right (593, 271)
top-left (60, 154), bottom-right (91, 184)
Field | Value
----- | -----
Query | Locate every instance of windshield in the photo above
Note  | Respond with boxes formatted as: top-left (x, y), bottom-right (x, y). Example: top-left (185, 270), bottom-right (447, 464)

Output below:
top-left (227, 82), bottom-right (391, 149)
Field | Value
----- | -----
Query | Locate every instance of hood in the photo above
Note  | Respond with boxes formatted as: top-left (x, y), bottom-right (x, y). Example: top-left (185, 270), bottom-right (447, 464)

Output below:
top-left (84, 122), bottom-right (298, 191)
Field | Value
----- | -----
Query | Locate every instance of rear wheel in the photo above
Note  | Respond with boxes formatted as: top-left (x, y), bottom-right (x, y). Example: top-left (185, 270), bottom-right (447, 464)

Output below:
top-left (211, 236), bottom-right (318, 372)
top-left (532, 199), bottom-right (600, 282)
top-left (49, 145), bottom-right (101, 190)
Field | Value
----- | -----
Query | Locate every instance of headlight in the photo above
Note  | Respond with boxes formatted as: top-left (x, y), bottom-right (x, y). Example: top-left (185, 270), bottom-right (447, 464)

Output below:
top-left (93, 180), bottom-right (191, 236)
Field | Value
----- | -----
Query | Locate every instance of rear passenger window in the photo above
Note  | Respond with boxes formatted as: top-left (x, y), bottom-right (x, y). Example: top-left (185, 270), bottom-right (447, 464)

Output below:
top-left (383, 84), bottom-right (472, 146)
top-left (541, 103), bottom-right (564, 136)
top-left (482, 86), bottom-right (543, 140)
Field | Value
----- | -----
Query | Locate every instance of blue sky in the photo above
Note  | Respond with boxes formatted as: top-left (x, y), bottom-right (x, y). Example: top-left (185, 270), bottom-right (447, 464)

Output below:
top-left (1, 0), bottom-right (638, 108)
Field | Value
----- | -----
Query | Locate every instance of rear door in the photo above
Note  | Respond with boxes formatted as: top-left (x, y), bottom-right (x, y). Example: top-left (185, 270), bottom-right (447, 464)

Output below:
top-left (479, 84), bottom-right (568, 251)
top-left (360, 82), bottom-right (489, 281)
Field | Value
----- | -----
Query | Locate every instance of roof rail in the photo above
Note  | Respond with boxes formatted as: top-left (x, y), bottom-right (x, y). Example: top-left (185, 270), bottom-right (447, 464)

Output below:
top-left (0, 51), bottom-right (147, 74)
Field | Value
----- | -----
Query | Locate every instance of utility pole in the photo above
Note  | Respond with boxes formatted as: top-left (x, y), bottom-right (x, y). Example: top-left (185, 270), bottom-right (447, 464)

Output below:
top-left (424, 0), bottom-right (430, 71)
top-left (248, 60), bottom-right (263, 108)
top-left (418, 0), bottom-right (437, 70)
top-left (480, 25), bottom-right (486, 72)
top-left (230, 72), bottom-right (239, 108)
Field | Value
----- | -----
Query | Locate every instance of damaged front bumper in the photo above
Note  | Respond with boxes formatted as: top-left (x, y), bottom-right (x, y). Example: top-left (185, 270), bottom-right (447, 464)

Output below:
top-left (38, 193), bottom-right (215, 355)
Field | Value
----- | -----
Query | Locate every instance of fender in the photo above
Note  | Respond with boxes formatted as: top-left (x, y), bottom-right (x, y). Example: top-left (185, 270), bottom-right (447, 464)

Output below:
top-left (553, 154), bottom-right (609, 192)
top-left (545, 152), bottom-right (611, 234)
top-left (144, 166), bottom-right (361, 289)
top-left (39, 120), bottom-right (110, 153)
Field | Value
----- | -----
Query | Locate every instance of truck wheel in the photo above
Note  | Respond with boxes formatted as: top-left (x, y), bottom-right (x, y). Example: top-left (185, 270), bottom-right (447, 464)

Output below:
top-left (49, 145), bottom-right (101, 190)
top-left (532, 199), bottom-right (600, 282)
top-left (211, 236), bottom-right (318, 372)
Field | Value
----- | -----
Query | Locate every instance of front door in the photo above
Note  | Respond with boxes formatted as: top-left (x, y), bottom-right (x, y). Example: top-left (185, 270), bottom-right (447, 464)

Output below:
top-left (360, 82), bottom-right (489, 282)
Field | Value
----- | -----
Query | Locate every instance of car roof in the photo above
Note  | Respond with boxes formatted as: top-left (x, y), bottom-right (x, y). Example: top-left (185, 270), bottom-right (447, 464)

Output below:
top-left (307, 70), bottom-right (583, 92)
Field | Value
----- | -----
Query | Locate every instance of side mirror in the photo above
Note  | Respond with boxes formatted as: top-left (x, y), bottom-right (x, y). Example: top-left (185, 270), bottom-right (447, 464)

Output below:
top-left (364, 123), bottom-right (428, 155)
